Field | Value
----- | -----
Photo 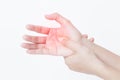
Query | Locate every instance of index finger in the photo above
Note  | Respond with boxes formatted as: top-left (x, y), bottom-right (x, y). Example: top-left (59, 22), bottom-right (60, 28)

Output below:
top-left (45, 13), bottom-right (74, 27)
top-left (45, 13), bottom-right (81, 39)
top-left (26, 24), bottom-right (50, 34)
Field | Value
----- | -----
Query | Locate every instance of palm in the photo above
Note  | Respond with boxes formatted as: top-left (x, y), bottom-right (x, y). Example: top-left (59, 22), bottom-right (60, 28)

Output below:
top-left (45, 28), bottom-right (70, 56)
top-left (22, 13), bottom-right (82, 56)
top-left (45, 27), bottom-right (72, 56)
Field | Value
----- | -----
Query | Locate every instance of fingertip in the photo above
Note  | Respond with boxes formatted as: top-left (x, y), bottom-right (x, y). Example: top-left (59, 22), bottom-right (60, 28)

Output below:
top-left (45, 12), bottom-right (58, 16)
top-left (45, 12), bottom-right (59, 20)
top-left (21, 43), bottom-right (26, 48)
top-left (45, 14), bottom-right (51, 17)
top-left (89, 38), bottom-right (94, 42)
top-left (23, 35), bottom-right (26, 39)
top-left (45, 14), bottom-right (54, 20)
top-left (26, 24), bottom-right (34, 30)
top-left (23, 35), bottom-right (28, 40)
top-left (26, 24), bottom-right (30, 28)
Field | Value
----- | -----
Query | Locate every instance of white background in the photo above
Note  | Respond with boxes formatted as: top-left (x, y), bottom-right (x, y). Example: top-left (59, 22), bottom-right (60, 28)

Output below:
top-left (0, 0), bottom-right (120, 80)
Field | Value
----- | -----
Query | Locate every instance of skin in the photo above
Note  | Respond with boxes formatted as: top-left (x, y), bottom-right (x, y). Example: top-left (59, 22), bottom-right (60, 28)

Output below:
top-left (22, 13), bottom-right (120, 80)
top-left (22, 13), bottom-right (81, 56)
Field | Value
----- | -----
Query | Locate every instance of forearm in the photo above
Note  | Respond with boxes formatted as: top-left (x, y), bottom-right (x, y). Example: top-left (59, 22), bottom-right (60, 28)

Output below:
top-left (82, 37), bottom-right (120, 71)
top-left (96, 64), bottom-right (120, 80)
top-left (93, 43), bottom-right (120, 71)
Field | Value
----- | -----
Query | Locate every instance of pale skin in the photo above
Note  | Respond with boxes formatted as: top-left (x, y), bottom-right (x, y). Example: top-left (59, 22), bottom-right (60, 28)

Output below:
top-left (22, 13), bottom-right (120, 80)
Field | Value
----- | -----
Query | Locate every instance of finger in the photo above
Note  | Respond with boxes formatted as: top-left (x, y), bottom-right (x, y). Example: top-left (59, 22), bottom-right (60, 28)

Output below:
top-left (26, 46), bottom-right (54, 55)
top-left (27, 49), bottom-right (51, 55)
top-left (45, 13), bottom-right (78, 31)
top-left (26, 24), bottom-right (50, 34)
top-left (45, 13), bottom-right (82, 40)
top-left (82, 34), bottom-right (88, 38)
top-left (89, 38), bottom-right (94, 42)
top-left (21, 43), bottom-right (38, 49)
top-left (45, 13), bottom-right (72, 26)
top-left (22, 43), bottom-right (54, 55)
top-left (23, 35), bottom-right (46, 44)
top-left (23, 42), bottom-right (72, 56)
top-left (27, 47), bottom-right (72, 56)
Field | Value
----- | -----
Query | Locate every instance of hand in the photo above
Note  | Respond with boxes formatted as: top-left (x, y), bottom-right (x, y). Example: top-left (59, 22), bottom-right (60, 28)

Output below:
top-left (22, 13), bottom-right (104, 75)
top-left (63, 37), bottom-right (106, 74)
top-left (22, 13), bottom-right (120, 79)
top-left (22, 13), bottom-right (82, 56)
